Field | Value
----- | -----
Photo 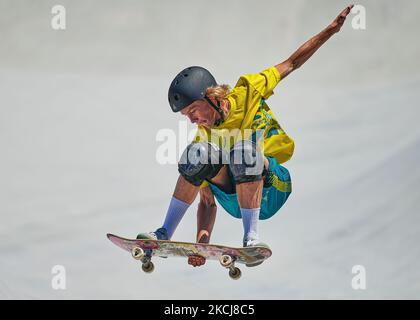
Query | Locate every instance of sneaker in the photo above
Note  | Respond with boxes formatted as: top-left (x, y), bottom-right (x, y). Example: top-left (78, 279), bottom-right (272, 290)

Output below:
top-left (243, 238), bottom-right (270, 267)
top-left (136, 227), bottom-right (169, 241)
top-left (136, 228), bottom-right (169, 258)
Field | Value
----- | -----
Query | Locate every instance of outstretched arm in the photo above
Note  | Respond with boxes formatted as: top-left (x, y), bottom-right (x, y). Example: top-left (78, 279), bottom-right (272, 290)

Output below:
top-left (275, 5), bottom-right (354, 79)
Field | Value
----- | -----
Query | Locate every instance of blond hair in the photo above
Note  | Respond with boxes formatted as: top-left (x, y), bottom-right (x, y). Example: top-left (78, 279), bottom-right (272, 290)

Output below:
top-left (205, 84), bottom-right (231, 102)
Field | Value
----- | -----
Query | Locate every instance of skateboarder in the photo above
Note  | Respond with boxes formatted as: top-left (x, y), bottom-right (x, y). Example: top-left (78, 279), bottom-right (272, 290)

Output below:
top-left (138, 5), bottom-right (354, 267)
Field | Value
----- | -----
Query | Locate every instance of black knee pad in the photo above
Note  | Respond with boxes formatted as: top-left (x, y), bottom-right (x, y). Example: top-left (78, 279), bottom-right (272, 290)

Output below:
top-left (178, 142), bottom-right (227, 186)
top-left (229, 140), bottom-right (264, 184)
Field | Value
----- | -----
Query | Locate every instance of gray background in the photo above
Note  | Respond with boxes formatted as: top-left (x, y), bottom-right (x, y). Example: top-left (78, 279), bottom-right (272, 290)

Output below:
top-left (1, 0), bottom-right (419, 299)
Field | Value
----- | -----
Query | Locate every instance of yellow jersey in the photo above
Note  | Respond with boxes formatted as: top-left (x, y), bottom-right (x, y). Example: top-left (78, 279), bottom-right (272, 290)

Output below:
top-left (194, 66), bottom-right (294, 166)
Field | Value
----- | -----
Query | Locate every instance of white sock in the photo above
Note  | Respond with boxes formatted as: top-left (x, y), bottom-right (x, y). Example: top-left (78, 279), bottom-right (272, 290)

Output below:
top-left (162, 196), bottom-right (190, 239)
top-left (241, 207), bottom-right (260, 242)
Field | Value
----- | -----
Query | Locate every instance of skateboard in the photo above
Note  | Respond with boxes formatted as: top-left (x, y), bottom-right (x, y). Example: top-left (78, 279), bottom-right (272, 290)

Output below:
top-left (107, 233), bottom-right (272, 280)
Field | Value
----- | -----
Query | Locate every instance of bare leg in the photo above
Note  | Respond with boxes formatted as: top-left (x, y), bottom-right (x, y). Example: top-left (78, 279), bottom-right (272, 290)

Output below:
top-left (145, 175), bottom-right (199, 240)
top-left (169, 167), bottom-right (230, 243)
top-left (236, 157), bottom-right (269, 208)
top-left (173, 175), bottom-right (200, 204)
top-left (235, 157), bottom-right (269, 245)
top-left (207, 165), bottom-right (234, 194)
top-left (194, 165), bottom-right (231, 244)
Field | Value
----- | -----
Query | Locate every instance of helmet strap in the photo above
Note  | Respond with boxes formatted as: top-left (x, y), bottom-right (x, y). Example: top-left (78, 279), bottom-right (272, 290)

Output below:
top-left (204, 96), bottom-right (224, 126)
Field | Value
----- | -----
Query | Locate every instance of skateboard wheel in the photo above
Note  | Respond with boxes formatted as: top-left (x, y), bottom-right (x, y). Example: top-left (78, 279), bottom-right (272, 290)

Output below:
top-left (229, 267), bottom-right (241, 280)
top-left (142, 261), bottom-right (155, 273)
top-left (131, 247), bottom-right (145, 260)
top-left (219, 255), bottom-right (233, 268)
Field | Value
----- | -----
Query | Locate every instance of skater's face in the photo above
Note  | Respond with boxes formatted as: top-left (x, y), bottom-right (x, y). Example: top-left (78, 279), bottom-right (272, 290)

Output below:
top-left (180, 99), bottom-right (217, 128)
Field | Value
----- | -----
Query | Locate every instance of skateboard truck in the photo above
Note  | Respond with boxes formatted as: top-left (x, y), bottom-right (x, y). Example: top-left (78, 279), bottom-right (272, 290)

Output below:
top-left (132, 246), bottom-right (155, 273)
top-left (219, 254), bottom-right (242, 280)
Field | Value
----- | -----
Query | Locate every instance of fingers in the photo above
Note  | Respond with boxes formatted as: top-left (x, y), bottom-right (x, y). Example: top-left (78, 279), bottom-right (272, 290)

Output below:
top-left (189, 258), bottom-right (201, 267)
top-left (337, 15), bottom-right (346, 25)
top-left (340, 4), bottom-right (354, 17)
top-left (329, 4), bottom-right (353, 33)
top-left (188, 256), bottom-right (206, 267)
top-left (335, 4), bottom-right (354, 27)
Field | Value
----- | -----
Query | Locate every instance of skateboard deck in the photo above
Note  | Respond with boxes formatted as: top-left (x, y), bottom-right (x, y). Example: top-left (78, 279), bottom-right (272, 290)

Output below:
top-left (107, 233), bottom-right (272, 279)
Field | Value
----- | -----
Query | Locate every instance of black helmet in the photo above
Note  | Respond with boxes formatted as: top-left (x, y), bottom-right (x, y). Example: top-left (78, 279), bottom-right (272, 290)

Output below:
top-left (168, 66), bottom-right (217, 112)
